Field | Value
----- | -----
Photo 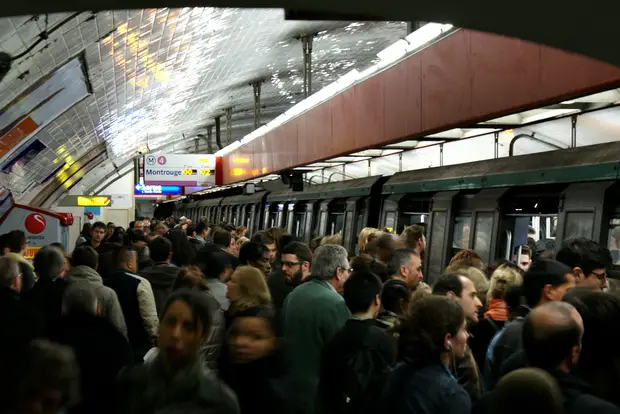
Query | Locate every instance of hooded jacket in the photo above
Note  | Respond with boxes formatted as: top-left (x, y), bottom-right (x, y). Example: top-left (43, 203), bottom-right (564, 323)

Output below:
top-left (139, 263), bottom-right (180, 316)
top-left (5, 252), bottom-right (36, 293)
top-left (66, 265), bottom-right (127, 337)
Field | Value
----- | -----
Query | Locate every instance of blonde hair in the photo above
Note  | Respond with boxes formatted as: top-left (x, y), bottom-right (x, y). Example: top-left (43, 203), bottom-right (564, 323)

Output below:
top-left (410, 282), bottom-right (432, 305)
top-left (230, 266), bottom-right (271, 312)
top-left (487, 264), bottom-right (523, 302)
top-left (358, 227), bottom-right (382, 254)
top-left (321, 232), bottom-right (342, 246)
top-left (446, 265), bottom-right (490, 303)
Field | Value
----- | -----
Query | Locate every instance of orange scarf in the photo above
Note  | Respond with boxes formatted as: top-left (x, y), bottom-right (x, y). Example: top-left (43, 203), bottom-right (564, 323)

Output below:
top-left (484, 298), bottom-right (509, 321)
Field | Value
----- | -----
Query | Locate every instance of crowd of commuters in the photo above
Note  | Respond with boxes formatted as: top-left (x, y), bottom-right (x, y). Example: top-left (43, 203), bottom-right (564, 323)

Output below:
top-left (0, 217), bottom-right (620, 414)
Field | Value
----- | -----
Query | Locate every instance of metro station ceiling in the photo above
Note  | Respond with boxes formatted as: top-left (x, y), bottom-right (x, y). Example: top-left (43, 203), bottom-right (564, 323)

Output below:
top-left (0, 9), bottom-right (406, 204)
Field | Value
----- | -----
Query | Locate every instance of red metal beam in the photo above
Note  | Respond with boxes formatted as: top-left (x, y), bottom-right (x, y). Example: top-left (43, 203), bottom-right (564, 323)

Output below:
top-left (222, 29), bottom-right (620, 185)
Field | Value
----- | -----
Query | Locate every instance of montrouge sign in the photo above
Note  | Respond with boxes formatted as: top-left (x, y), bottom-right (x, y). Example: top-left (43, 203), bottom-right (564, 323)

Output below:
top-left (143, 154), bottom-right (216, 186)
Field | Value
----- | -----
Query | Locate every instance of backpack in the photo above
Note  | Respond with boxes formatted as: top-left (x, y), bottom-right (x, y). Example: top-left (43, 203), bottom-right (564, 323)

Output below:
top-left (338, 348), bottom-right (393, 414)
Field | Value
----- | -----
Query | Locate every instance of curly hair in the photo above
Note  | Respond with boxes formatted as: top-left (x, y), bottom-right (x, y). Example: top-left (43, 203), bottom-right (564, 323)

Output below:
top-left (397, 295), bottom-right (464, 363)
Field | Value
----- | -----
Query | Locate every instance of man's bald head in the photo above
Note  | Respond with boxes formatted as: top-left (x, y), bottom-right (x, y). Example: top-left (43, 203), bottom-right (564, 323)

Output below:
top-left (523, 301), bottom-right (583, 371)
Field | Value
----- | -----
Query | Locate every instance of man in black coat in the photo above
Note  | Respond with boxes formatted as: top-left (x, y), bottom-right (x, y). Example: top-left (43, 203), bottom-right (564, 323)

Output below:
top-left (0, 255), bottom-right (46, 405)
top-left (475, 302), bottom-right (620, 414)
top-left (318, 269), bottom-right (394, 414)
top-left (50, 284), bottom-right (133, 414)
top-left (23, 245), bottom-right (68, 334)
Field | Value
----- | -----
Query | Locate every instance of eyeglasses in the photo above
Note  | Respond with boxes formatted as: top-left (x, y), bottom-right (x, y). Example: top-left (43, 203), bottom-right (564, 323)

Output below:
top-left (590, 270), bottom-right (608, 281)
top-left (339, 267), bottom-right (352, 273)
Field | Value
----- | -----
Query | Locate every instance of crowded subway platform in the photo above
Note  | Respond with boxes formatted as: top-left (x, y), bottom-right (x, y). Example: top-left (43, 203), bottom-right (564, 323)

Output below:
top-left (0, 217), bottom-right (618, 414)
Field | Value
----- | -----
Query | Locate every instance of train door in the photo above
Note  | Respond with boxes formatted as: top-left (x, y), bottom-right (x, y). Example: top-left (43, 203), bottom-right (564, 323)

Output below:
top-left (230, 205), bottom-right (239, 226)
top-left (276, 203), bottom-right (288, 228)
top-left (286, 203), bottom-right (296, 235)
top-left (327, 199), bottom-right (346, 236)
top-left (498, 185), bottom-right (565, 262)
top-left (425, 191), bottom-right (459, 285)
top-left (263, 203), bottom-right (278, 229)
top-left (302, 201), bottom-right (317, 243)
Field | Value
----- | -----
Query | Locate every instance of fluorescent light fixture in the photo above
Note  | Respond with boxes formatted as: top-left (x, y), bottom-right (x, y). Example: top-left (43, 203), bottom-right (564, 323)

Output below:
top-left (377, 39), bottom-right (409, 63)
top-left (405, 23), bottom-right (453, 52)
top-left (521, 108), bottom-right (579, 124)
top-left (326, 156), bottom-right (371, 162)
top-left (214, 140), bottom-right (242, 156)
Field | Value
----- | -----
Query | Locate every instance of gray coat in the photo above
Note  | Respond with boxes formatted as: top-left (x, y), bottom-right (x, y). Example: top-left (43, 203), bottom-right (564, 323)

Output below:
top-left (66, 265), bottom-right (127, 337)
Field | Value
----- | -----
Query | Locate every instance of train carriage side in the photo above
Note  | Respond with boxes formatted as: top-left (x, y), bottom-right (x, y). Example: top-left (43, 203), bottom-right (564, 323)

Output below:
top-left (382, 141), bottom-right (620, 285)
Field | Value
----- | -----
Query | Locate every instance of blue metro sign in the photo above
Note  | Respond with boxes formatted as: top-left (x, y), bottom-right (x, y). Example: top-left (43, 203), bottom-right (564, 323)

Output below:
top-left (134, 184), bottom-right (182, 195)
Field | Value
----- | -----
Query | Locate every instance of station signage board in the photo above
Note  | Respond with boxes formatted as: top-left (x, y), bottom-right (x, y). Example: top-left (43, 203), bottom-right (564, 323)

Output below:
top-left (143, 154), bottom-right (216, 186)
top-left (59, 195), bottom-right (112, 207)
top-left (134, 184), bottom-right (182, 195)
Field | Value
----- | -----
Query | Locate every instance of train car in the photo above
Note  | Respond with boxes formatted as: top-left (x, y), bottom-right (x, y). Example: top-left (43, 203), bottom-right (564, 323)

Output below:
top-left (176, 141), bottom-right (620, 282)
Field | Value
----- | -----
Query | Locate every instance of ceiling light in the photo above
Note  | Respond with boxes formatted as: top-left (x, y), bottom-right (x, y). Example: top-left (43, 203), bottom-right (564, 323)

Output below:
top-left (405, 23), bottom-right (453, 52)
top-left (377, 39), bottom-right (408, 63)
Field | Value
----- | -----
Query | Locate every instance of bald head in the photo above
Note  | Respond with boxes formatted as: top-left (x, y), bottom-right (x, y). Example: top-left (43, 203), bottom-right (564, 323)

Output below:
top-left (523, 301), bottom-right (583, 371)
top-left (493, 368), bottom-right (563, 414)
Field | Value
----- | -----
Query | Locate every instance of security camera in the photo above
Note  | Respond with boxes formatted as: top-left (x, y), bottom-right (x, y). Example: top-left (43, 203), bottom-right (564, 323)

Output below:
top-left (0, 52), bottom-right (11, 83)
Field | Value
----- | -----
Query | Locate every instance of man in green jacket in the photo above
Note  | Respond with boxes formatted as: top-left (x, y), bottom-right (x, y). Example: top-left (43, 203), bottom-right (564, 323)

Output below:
top-left (282, 244), bottom-right (352, 414)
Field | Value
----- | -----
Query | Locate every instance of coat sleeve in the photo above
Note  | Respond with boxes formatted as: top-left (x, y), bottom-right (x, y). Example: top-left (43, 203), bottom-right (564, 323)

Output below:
top-left (106, 288), bottom-right (128, 338)
top-left (136, 278), bottom-right (159, 342)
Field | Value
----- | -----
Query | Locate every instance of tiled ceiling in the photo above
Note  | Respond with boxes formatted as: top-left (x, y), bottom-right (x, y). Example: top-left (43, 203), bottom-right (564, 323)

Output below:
top-left (0, 9), bottom-right (406, 204)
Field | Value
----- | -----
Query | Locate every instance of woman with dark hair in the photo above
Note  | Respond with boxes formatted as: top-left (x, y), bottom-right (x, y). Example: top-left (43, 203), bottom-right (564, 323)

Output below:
top-left (165, 230), bottom-right (196, 267)
top-left (108, 227), bottom-right (126, 244)
top-left (219, 305), bottom-right (288, 414)
top-left (563, 289), bottom-right (620, 406)
top-left (172, 266), bottom-right (226, 372)
top-left (118, 290), bottom-right (239, 414)
top-left (75, 223), bottom-right (92, 246)
top-left (381, 295), bottom-right (471, 414)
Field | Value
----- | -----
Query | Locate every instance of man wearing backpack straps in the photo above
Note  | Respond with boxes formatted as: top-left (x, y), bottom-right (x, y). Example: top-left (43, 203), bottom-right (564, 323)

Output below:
top-left (317, 269), bottom-right (394, 414)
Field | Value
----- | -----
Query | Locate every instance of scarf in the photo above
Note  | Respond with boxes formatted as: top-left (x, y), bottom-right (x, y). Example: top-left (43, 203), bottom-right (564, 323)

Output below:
top-left (484, 298), bottom-right (509, 321)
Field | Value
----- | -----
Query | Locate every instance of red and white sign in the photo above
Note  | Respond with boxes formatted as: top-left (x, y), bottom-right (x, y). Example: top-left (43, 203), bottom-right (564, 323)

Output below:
top-left (24, 213), bottom-right (46, 234)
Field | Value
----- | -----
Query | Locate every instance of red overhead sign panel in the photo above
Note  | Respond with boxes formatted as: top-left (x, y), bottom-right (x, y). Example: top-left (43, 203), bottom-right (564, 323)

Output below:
top-left (222, 29), bottom-right (620, 185)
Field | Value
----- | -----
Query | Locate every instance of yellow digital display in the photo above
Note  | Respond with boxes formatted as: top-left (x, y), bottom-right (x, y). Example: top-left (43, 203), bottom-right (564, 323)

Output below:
top-left (182, 169), bottom-right (197, 176)
top-left (200, 169), bottom-right (212, 176)
top-left (77, 196), bottom-right (111, 207)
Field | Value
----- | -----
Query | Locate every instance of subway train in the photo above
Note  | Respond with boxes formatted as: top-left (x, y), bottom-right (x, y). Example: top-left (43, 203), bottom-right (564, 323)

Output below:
top-left (170, 141), bottom-right (620, 283)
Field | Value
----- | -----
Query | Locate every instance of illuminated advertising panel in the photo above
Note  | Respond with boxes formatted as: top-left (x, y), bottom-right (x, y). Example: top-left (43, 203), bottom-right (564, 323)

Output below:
top-left (134, 184), bottom-right (182, 195)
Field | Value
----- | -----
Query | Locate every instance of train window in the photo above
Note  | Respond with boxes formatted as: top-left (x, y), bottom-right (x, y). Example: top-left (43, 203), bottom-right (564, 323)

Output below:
top-left (474, 213), bottom-right (494, 260)
top-left (452, 216), bottom-right (472, 250)
top-left (564, 212), bottom-right (594, 239)
top-left (608, 219), bottom-right (620, 265)
top-left (427, 211), bottom-right (447, 284)
top-left (384, 212), bottom-right (397, 233)
top-left (319, 211), bottom-right (328, 235)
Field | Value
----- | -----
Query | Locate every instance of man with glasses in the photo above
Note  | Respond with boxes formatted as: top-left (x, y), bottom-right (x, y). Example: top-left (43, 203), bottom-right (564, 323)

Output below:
top-left (556, 237), bottom-right (612, 291)
top-left (283, 244), bottom-right (352, 414)
top-left (268, 241), bottom-right (312, 311)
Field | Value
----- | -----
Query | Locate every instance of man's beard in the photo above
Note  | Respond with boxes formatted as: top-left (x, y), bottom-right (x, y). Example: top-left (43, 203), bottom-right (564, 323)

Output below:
top-left (286, 269), bottom-right (304, 287)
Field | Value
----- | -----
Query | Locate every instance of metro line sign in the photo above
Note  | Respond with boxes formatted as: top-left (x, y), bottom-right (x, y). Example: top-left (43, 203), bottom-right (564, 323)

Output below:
top-left (143, 154), bottom-right (216, 186)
